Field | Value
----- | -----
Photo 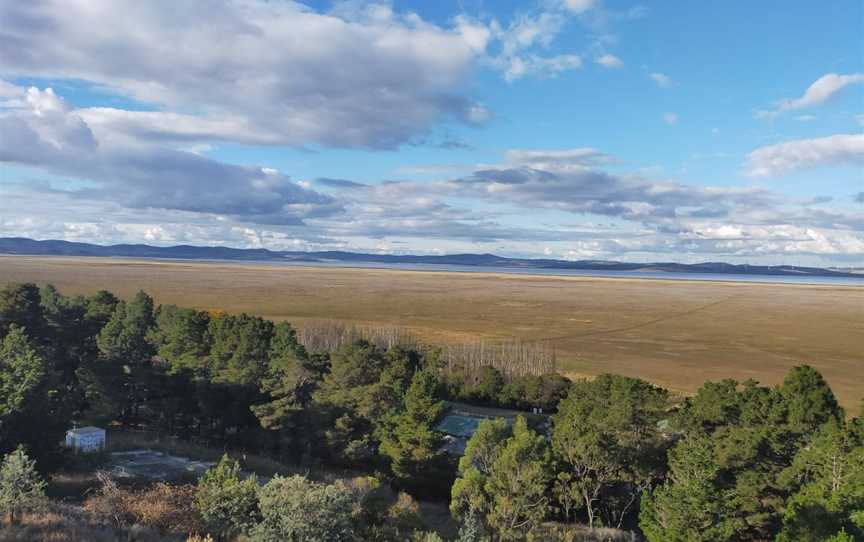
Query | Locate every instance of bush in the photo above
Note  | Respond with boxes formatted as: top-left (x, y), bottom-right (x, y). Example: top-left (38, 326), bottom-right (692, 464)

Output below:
top-left (82, 472), bottom-right (135, 530)
top-left (250, 475), bottom-right (357, 542)
top-left (194, 455), bottom-right (259, 540)
top-left (133, 482), bottom-right (203, 535)
top-left (84, 473), bottom-right (203, 535)
top-left (363, 491), bottom-right (428, 541)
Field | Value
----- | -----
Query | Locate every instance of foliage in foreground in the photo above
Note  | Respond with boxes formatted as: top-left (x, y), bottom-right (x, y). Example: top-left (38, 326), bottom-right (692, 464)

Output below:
top-left (83, 473), bottom-right (203, 535)
top-left (451, 416), bottom-right (551, 541)
top-left (250, 475), bottom-right (356, 542)
top-left (194, 455), bottom-right (259, 540)
top-left (0, 446), bottom-right (47, 524)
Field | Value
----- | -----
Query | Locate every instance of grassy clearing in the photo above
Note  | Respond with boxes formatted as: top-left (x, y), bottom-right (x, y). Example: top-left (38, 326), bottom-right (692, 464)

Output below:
top-left (1, 255), bottom-right (861, 411)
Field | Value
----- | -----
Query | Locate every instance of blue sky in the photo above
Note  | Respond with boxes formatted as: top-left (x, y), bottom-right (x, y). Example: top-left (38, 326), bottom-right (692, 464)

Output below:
top-left (0, 0), bottom-right (862, 265)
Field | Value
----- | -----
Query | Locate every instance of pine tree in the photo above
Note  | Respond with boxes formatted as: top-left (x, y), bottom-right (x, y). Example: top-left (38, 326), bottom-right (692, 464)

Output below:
top-left (775, 418), bottom-right (864, 541)
top-left (0, 326), bottom-right (46, 420)
top-left (379, 370), bottom-right (444, 480)
top-left (639, 434), bottom-right (746, 542)
top-left (0, 326), bottom-right (66, 464)
top-left (551, 374), bottom-right (668, 528)
top-left (253, 322), bottom-right (316, 430)
top-left (0, 283), bottom-right (48, 341)
top-left (81, 291), bottom-right (157, 425)
top-left (0, 446), bottom-right (47, 524)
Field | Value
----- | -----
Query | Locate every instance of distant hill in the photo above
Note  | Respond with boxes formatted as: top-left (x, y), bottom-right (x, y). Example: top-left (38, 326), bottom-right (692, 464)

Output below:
top-left (0, 237), bottom-right (859, 278)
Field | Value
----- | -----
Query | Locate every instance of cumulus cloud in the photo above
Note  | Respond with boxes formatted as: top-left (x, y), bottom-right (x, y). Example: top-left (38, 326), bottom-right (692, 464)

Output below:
top-left (746, 134), bottom-right (864, 177)
top-left (595, 54), bottom-right (623, 68)
top-left (0, 0), bottom-right (492, 149)
top-left (0, 1), bottom-right (631, 146)
top-left (0, 86), bottom-right (338, 224)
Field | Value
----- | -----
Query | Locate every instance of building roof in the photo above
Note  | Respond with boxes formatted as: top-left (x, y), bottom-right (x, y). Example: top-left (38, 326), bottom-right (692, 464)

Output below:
top-left (68, 426), bottom-right (105, 435)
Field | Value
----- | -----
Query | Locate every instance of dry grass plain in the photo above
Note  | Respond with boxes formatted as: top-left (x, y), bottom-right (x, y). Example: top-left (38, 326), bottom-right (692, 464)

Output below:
top-left (1, 255), bottom-right (862, 411)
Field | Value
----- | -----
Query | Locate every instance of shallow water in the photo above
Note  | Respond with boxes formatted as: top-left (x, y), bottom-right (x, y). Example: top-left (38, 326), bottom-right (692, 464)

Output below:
top-left (239, 259), bottom-right (864, 286)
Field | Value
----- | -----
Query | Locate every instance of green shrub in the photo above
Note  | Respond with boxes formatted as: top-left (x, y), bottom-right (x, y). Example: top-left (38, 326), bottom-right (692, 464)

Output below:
top-left (194, 455), bottom-right (258, 540)
top-left (249, 475), bottom-right (356, 542)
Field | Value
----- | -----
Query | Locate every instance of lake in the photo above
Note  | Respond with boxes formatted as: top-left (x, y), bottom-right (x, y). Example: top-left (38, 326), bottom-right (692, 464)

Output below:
top-left (257, 260), bottom-right (864, 286)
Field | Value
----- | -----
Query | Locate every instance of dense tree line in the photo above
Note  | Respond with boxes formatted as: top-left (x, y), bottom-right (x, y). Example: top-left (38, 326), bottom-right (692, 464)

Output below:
top-left (0, 282), bottom-right (861, 541)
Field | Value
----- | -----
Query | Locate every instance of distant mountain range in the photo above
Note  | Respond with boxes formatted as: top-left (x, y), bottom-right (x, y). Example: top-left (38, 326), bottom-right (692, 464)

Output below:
top-left (0, 237), bottom-right (859, 278)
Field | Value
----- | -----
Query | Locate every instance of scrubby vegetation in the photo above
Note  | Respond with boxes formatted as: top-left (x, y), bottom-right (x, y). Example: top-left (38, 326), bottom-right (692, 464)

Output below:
top-left (0, 281), bottom-right (862, 541)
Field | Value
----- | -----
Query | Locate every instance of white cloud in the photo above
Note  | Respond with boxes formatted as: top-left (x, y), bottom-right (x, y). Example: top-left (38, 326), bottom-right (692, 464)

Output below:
top-left (504, 148), bottom-right (617, 171)
top-left (488, 8), bottom-right (585, 82)
top-left (76, 108), bottom-right (284, 146)
top-left (0, 1), bottom-right (491, 149)
top-left (663, 112), bottom-right (678, 125)
top-left (595, 54), bottom-right (623, 68)
top-left (649, 72), bottom-right (672, 87)
top-left (503, 54), bottom-right (582, 81)
top-left (795, 114), bottom-right (817, 122)
top-left (778, 73), bottom-right (864, 112)
top-left (746, 134), bottom-right (864, 178)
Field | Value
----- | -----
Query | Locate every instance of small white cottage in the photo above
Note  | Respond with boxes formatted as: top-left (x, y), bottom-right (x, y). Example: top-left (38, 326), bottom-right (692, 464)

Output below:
top-left (65, 426), bottom-right (106, 453)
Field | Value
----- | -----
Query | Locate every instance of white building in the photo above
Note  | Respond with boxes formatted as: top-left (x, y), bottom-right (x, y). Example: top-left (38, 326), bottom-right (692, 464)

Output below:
top-left (65, 426), bottom-right (106, 453)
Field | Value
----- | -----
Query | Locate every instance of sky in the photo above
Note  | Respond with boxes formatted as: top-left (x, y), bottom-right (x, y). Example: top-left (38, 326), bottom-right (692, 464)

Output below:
top-left (0, 0), bottom-right (862, 266)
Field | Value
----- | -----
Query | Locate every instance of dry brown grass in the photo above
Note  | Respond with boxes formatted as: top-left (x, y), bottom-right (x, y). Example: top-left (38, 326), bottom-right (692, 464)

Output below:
top-left (0, 502), bottom-right (188, 542)
top-left (1, 255), bottom-right (861, 410)
top-left (83, 474), bottom-right (203, 536)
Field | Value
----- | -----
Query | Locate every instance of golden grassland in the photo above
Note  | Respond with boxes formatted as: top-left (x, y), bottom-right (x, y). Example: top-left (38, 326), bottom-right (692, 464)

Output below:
top-left (1, 255), bottom-right (862, 411)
